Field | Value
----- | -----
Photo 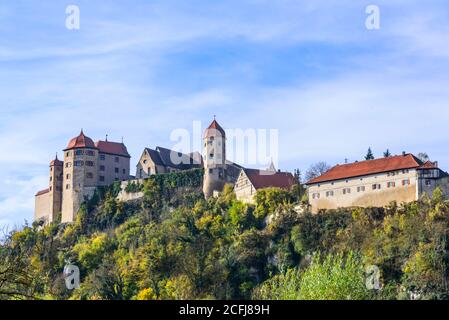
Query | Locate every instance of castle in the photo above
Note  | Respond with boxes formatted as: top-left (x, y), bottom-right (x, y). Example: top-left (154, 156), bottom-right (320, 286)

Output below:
top-left (36, 119), bottom-right (449, 223)
top-left (306, 153), bottom-right (449, 213)
top-left (35, 131), bottom-right (131, 223)
top-left (34, 119), bottom-right (297, 223)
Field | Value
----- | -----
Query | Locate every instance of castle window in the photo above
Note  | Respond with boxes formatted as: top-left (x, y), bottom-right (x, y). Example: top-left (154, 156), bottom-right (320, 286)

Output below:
top-left (50, 176), bottom-right (53, 182)
top-left (326, 191), bottom-right (334, 197)
top-left (210, 153), bottom-right (214, 159)
top-left (86, 161), bottom-right (94, 167)
top-left (123, 169), bottom-right (126, 174)
top-left (115, 157), bottom-right (119, 163)
top-left (425, 180), bottom-right (432, 186)
top-left (139, 169), bottom-right (143, 177)
top-left (99, 176), bottom-right (105, 182)
top-left (357, 186), bottom-right (366, 192)
top-left (115, 167), bottom-right (119, 174)
top-left (312, 193), bottom-right (320, 199)
top-left (75, 150), bottom-right (84, 156)
top-left (402, 179), bottom-right (410, 186)
top-left (209, 169), bottom-right (213, 174)
top-left (372, 184), bottom-right (381, 190)
top-left (87, 150), bottom-right (95, 156)
top-left (74, 161), bottom-right (84, 167)
top-left (100, 165), bottom-right (105, 171)
top-left (66, 184), bottom-right (70, 190)
top-left (49, 186), bottom-right (52, 191)
top-left (343, 188), bottom-right (351, 194)
top-left (65, 162), bottom-right (72, 168)
top-left (66, 151), bottom-right (71, 157)
top-left (387, 182), bottom-right (396, 188)
top-left (86, 172), bottom-right (94, 179)
top-left (66, 174), bottom-right (71, 179)
top-left (100, 154), bottom-right (106, 161)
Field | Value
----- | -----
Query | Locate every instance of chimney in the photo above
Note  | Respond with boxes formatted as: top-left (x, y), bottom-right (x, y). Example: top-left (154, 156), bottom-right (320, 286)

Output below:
top-left (434, 161), bottom-right (439, 167)
top-left (402, 151), bottom-right (406, 156)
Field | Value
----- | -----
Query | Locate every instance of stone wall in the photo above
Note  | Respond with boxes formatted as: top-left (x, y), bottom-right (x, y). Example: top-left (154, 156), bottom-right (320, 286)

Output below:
top-left (116, 179), bottom-right (145, 202)
top-left (35, 192), bottom-right (50, 222)
top-left (308, 169), bottom-right (419, 213)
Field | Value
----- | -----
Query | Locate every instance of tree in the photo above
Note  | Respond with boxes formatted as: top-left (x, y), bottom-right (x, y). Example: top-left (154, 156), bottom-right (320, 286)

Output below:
top-left (417, 152), bottom-right (430, 163)
top-left (365, 147), bottom-right (374, 160)
top-left (383, 149), bottom-right (391, 158)
top-left (253, 252), bottom-right (370, 300)
top-left (305, 162), bottom-right (331, 182)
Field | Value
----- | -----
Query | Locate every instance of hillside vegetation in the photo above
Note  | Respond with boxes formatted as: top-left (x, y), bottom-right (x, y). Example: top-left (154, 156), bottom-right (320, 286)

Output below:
top-left (1, 169), bottom-right (449, 300)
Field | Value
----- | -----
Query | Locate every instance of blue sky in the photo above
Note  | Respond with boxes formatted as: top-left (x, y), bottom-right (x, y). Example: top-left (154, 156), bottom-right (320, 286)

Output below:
top-left (1, 0), bottom-right (449, 229)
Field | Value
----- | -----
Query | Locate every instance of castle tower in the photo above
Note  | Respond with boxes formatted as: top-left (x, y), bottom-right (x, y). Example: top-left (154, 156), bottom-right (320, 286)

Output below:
top-left (203, 119), bottom-right (227, 198)
top-left (48, 155), bottom-right (63, 223)
top-left (61, 130), bottom-right (99, 223)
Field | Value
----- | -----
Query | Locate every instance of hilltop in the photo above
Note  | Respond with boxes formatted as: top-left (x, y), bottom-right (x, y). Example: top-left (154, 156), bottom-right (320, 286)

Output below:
top-left (2, 169), bottom-right (449, 300)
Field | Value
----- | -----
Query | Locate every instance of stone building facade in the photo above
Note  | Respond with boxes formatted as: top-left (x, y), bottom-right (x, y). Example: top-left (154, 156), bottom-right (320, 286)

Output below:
top-left (234, 167), bottom-right (297, 203)
top-left (35, 131), bottom-right (130, 224)
top-left (136, 146), bottom-right (202, 179)
top-left (306, 153), bottom-right (449, 213)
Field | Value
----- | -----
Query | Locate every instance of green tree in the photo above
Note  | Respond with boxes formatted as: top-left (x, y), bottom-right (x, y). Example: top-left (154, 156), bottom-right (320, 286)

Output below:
top-left (365, 147), bottom-right (375, 160)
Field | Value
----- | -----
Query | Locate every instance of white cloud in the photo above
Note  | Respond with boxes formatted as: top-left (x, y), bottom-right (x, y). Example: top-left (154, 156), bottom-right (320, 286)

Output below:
top-left (1, 0), bottom-right (449, 229)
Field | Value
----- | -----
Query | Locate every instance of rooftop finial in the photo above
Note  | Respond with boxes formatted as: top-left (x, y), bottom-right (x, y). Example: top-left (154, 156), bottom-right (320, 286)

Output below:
top-left (106, 134), bottom-right (108, 142)
top-left (55, 152), bottom-right (58, 160)
top-left (214, 115), bottom-right (216, 120)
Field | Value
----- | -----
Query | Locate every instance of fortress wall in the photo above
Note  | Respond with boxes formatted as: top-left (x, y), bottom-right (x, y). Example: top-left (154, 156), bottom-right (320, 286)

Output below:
top-left (35, 192), bottom-right (50, 222)
top-left (116, 179), bottom-right (145, 202)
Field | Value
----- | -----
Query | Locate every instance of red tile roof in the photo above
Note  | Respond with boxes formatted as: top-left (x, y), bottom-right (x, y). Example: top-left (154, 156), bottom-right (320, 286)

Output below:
top-left (50, 155), bottom-right (63, 166)
top-left (418, 161), bottom-right (438, 170)
top-left (204, 119), bottom-right (226, 138)
top-left (306, 154), bottom-right (423, 185)
top-left (65, 130), bottom-right (96, 150)
top-left (35, 188), bottom-right (50, 197)
top-left (96, 140), bottom-right (130, 158)
top-left (244, 169), bottom-right (297, 190)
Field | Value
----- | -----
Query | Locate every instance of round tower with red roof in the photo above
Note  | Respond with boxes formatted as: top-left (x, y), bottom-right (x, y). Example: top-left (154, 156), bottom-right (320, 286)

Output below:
top-left (61, 130), bottom-right (99, 223)
top-left (203, 118), bottom-right (227, 198)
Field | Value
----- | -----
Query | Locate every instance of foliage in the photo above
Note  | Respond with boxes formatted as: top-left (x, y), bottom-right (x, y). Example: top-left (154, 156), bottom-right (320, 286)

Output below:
top-left (365, 147), bottom-right (375, 160)
top-left (4, 172), bottom-right (449, 300)
top-left (125, 181), bottom-right (143, 193)
top-left (253, 252), bottom-right (370, 300)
